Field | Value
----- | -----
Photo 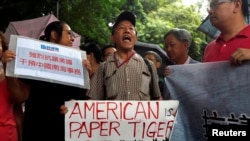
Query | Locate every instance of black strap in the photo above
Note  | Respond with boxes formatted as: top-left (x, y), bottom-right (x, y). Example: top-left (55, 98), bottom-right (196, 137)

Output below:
top-left (143, 58), bottom-right (154, 98)
top-left (103, 62), bottom-right (107, 99)
top-left (144, 58), bottom-right (152, 74)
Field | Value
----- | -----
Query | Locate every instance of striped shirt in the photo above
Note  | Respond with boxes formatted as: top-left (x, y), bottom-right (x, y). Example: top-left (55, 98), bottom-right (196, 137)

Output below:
top-left (86, 52), bottom-right (161, 100)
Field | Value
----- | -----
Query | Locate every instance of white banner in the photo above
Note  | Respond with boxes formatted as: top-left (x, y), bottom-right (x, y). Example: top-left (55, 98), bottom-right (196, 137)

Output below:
top-left (6, 35), bottom-right (90, 89)
top-left (164, 61), bottom-right (250, 140)
top-left (65, 100), bottom-right (179, 141)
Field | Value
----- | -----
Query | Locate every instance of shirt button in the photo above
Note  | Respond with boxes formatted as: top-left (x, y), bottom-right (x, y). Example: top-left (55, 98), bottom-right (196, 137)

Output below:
top-left (127, 78), bottom-right (130, 81)
top-left (128, 92), bottom-right (130, 95)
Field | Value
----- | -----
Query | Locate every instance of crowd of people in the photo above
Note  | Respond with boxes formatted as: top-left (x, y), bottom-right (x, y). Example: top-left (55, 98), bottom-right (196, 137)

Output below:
top-left (1, 0), bottom-right (250, 140)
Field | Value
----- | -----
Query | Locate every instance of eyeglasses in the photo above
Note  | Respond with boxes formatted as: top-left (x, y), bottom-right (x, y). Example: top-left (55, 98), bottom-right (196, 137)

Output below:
top-left (207, 0), bottom-right (235, 12)
top-left (63, 30), bottom-right (75, 38)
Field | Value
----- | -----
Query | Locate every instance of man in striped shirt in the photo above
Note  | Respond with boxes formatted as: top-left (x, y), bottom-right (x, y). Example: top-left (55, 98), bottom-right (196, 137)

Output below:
top-left (86, 11), bottom-right (162, 100)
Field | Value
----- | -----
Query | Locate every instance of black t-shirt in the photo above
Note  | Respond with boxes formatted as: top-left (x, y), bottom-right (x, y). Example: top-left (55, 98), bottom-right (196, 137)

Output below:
top-left (21, 79), bottom-right (88, 141)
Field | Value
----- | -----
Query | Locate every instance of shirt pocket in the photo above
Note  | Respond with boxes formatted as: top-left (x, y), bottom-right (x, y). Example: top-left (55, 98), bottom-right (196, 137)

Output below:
top-left (104, 70), bottom-right (118, 99)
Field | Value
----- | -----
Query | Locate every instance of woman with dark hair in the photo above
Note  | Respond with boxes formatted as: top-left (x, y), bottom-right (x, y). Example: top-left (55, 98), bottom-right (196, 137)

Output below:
top-left (2, 21), bottom-right (91, 141)
top-left (0, 31), bottom-right (29, 141)
top-left (39, 21), bottom-right (75, 46)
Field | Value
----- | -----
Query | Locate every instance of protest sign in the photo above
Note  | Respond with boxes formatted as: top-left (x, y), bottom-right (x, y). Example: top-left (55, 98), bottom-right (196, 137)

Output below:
top-left (164, 61), bottom-right (250, 141)
top-left (65, 100), bottom-right (179, 141)
top-left (6, 35), bottom-right (90, 89)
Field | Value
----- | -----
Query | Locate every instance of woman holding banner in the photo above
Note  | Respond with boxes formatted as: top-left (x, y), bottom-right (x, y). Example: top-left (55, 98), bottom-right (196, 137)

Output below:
top-left (2, 21), bottom-right (91, 141)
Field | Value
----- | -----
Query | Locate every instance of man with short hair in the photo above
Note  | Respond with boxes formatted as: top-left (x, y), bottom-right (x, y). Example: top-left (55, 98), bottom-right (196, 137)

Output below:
top-left (164, 28), bottom-right (199, 65)
top-left (101, 44), bottom-right (116, 61)
top-left (87, 11), bottom-right (162, 100)
top-left (163, 28), bottom-right (200, 78)
top-left (204, 0), bottom-right (250, 64)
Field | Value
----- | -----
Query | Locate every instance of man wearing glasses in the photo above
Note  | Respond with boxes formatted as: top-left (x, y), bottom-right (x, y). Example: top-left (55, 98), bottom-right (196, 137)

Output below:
top-left (203, 0), bottom-right (250, 64)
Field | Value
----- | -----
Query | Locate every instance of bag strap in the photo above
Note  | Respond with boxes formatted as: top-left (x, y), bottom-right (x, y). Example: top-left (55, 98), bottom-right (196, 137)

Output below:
top-left (103, 62), bottom-right (107, 99)
top-left (143, 58), bottom-right (154, 98)
top-left (144, 58), bottom-right (152, 74)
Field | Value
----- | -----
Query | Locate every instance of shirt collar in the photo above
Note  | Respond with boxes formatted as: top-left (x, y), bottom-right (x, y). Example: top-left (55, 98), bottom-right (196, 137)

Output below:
top-left (184, 56), bottom-right (191, 64)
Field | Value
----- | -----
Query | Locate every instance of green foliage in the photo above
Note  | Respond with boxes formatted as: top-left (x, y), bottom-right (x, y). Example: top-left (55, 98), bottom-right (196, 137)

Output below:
top-left (59, 0), bottom-right (126, 46)
top-left (137, 1), bottom-right (206, 61)
top-left (0, 0), bottom-right (208, 60)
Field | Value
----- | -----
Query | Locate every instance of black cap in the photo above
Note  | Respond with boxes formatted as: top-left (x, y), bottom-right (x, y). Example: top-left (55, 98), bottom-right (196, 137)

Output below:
top-left (113, 11), bottom-right (136, 29)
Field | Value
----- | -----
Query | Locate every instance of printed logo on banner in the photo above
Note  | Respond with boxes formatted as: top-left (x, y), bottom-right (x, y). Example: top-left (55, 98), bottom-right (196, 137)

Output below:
top-left (41, 44), bottom-right (59, 52)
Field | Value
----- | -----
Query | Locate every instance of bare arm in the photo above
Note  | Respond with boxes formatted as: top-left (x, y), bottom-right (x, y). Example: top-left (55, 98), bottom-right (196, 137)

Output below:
top-left (6, 77), bottom-right (29, 103)
top-left (2, 49), bottom-right (29, 103)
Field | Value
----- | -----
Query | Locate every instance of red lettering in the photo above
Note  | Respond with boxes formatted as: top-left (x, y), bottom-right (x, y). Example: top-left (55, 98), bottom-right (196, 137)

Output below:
top-left (110, 121), bottom-right (120, 136)
top-left (128, 121), bottom-right (141, 137)
top-left (66, 59), bottom-right (73, 65)
top-left (69, 102), bottom-right (82, 119)
top-left (51, 56), bottom-right (59, 62)
top-left (128, 121), bottom-right (174, 139)
top-left (96, 102), bottom-right (106, 120)
top-left (78, 122), bottom-right (90, 137)
top-left (107, 102), bottom-right (118, 119)
top-left (99, 121), bottom-right (120, 136)
top-left (147, 122), bottom-right (157, 137)
top-left (74, 101), bottom-right (161, 121)
top-left (84, 102), bottom-right (95, 119)
top-left (44, 63), bottom-right (51, 70)
top-left (74, 69), bottom-right (81, 75)
top-left (157, 122), bottom-right (165, 137)
top-left (69, 121), bottom-right (121, 138)
top-left (148, 101), bottom-right (159, 119)
top-left (100, 121), bottom-right (109, 136)
top-left (69, 122), bottom-right (90, 138)
top-left (124, 102), bottom-right (133, 120)
top-left (134, 102), bottom-right (147, 119)
top-left (67, 101), bottom-right (172, 140)
top-left (89, 122), bottom-right (100, 137)
top-left (165, 120), bottom-right (174, 137)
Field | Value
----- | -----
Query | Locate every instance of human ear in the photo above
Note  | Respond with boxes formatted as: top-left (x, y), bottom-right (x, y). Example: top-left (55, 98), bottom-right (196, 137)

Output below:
top-left (51, 31), bottom-right (58, 41)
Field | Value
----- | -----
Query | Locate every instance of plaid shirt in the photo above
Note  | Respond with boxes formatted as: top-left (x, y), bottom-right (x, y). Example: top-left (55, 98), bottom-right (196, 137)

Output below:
top-left (86, 52), bottom-right (161, 100)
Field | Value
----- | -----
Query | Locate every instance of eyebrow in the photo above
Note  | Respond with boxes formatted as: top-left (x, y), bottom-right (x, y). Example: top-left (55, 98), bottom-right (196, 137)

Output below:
top-left (63, 30), bottom-right (75, 37)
